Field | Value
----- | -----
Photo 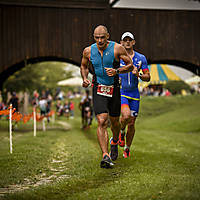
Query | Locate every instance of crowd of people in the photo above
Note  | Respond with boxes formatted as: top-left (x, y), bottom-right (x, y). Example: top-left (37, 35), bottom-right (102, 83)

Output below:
top-left (0, 88), bottom-right (77, 121)
top-left (56, 99), bottom-right (74, 119)
top-left (32, 89), bottom-right (76, 121)
top-left (140, 87), bottom-right (172, 96)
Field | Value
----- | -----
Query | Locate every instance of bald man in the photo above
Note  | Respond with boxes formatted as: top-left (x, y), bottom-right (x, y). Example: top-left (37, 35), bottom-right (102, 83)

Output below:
top-left (80, 25), bottom-right (135, 168)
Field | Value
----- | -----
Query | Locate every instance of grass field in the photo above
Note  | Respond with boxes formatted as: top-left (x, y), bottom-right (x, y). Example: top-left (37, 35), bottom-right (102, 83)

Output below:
top-left (0, 94), bottom-right (200, 200)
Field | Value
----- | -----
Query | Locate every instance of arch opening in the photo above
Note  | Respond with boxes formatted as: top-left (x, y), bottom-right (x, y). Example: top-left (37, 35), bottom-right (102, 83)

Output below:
top-left (0, 56), bottom-right (80, 90)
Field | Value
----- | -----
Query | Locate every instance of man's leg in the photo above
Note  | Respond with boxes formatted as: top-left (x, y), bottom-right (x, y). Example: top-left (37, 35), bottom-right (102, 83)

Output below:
top-left (110, 116), bottom-right (121, 141)
top-left (125, 98), bottom-right (139, 148)
top-left (96, 113), bottom-right (109, 155)
top-left (120, 104), bottom-right (131, 130)
top-left (126, 116), bottom-right (136, 147)
top-left (109, 116), bottom-right (120, 161)
top-left (92, 86), bottom-right (115, 167)
top-left (119, 105), bottom-right (131, 147)
top-left (123, 116), bottom-right (136, 158)
top-left (96, 113), bottom-right (114, 168)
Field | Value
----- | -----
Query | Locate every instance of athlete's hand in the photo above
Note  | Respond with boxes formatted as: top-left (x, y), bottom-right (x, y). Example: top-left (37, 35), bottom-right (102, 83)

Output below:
top-left (105, 68), bottom-right (116, 76)
top-left (132, 67), bottom-right (139, 77)
top-left (82, 79), bottom-right (91, 88)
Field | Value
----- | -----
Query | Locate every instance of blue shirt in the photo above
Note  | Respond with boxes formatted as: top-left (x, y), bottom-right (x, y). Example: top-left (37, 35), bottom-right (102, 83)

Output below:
top-left (119, 51), bottom-right (148, 99)
top-left (90, 41), bottom-right (117, 85)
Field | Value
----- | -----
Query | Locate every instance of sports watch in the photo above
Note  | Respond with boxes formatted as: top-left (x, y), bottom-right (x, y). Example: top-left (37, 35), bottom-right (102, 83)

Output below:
top-left (139, 72), bottom-right (143, 78)
top-left (116, 68), bottom-right (120, 74)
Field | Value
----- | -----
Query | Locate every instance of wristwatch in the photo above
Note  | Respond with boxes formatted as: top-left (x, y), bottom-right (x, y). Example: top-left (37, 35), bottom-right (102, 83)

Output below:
top-left (116, 68), bottom-right (120, 74)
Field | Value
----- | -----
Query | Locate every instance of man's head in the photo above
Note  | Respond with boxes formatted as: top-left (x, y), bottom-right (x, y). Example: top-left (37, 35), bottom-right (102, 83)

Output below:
top-left (93, 25), bottom-right (109, 50)
top-left (120, 32), bottom-right (135, 50)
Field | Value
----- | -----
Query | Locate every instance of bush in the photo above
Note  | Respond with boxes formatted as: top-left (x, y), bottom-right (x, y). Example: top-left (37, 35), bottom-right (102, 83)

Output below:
top-left (163, 80), bottom-right (190, 95)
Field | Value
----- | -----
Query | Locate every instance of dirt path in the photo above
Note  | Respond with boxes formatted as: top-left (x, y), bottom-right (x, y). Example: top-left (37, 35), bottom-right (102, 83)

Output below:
top-left (0, 120), bottom-right (71, 197)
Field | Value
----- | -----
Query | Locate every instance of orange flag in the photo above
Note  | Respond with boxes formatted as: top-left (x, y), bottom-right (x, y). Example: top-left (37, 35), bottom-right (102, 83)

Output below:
top-left (0, 109), bottom-right (10, 115)
top-left (0, 108), bottom-right (16, 116)
top-left (12, 112), bottom-right (23, 122)
top-left (36, 113), bottom-right (45, 121)
top-left (23, 114), bottom-right (33, 123)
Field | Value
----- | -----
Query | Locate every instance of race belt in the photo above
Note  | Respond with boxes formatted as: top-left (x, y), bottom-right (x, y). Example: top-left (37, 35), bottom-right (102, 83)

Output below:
top-left (97, 84), bottom-right (114, 97)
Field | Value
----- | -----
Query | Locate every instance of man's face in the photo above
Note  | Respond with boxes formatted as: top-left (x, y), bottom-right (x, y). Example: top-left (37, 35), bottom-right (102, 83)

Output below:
top-left (94, 32), bottom-right (108, 50)
top-left (121, 37), bottom-right (135, 50)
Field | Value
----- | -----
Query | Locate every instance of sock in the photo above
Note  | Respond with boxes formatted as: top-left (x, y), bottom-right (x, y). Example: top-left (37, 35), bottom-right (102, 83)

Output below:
top-left (121, 129), bottom-right (125, 135)
top-left (112, 139), bottom-right (118, 144)
top-left (103, 152), bottom-right (109, 158)
top-left (124, 145), bottom-right (129, 150)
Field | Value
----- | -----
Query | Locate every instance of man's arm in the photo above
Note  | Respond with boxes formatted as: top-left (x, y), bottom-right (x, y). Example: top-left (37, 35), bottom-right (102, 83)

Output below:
top-left (139, 70), bottom-right (151, 82)
top-left (105, 44), bottom-right (134, 77)
top-left (80, 47), bottom-right (91, 87)
top-left (118, 44), bottom-right (134, 74)
top-left (137, 57), bottom-right (151, 82)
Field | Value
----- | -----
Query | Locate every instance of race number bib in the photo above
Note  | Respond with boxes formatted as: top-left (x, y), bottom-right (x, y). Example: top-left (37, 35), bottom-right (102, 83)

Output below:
top-left (85, 106), bottom-right (90, 112)
top-left (97, 84), bottom-right (114, 97)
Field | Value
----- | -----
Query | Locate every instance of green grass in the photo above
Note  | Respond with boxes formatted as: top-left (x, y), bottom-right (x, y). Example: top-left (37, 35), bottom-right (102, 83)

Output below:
top-left (0, 95), bottom-right (200, 200)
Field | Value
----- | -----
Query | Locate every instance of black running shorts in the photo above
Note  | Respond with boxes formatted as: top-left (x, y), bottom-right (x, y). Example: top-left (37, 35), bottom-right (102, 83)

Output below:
top-left (92, 85), bottom-right (121, 117)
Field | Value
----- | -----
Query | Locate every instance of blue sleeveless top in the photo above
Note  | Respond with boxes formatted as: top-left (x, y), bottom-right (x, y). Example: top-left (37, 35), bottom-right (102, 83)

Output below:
top-left (90, 41), bottom-right (117, 85)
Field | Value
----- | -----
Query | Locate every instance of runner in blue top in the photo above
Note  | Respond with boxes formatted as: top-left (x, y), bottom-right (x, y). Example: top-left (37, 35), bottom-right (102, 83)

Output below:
top-left (119, 32), bottom-right (151, 158)
top-left (80, 25), bottom-right (134, 168)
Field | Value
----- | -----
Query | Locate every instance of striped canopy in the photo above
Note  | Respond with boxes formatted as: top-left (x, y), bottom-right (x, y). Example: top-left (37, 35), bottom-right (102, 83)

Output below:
top-left (138, 64), bottom-right (195, 89)
top-left (148, 64), bottom-right (181, 84)
top-left (139, 64), bottom-right (194, 87)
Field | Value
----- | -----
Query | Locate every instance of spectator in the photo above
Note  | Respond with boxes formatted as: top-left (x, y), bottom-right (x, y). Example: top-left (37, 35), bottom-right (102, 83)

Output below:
top-left (32, 90), bottom-right (39, 107)
top-left (56, 99), bottom-right (63, 116)
top-left (8, 92), bottom-right (19, 111)
top-left (38, 96), bottom-right (47, 116)
top-left (63, 99), bottom-right (70, 119)
top-left (69, 101), bottom-right (74, 118)
top-left (165, 89), bottom-right (171, 96)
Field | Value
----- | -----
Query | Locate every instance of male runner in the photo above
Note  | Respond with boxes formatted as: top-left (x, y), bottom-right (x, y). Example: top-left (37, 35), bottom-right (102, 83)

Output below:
top-left (80, 25), bottom-right (135, 168)
top-left (79, 90), bottom-right (93, 129)
top-left (119, 32), bottom-right (151, 158)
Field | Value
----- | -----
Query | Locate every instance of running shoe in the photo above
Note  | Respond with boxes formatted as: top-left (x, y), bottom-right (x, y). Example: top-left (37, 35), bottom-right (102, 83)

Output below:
top-left (119, 130), bottom-right (125, 147)
top-left (100, 155), bottom-right (114, 168)
top-left (109, 137), bottom-right (118, 161)
top-left (123, 148), bottom-right (130, 158)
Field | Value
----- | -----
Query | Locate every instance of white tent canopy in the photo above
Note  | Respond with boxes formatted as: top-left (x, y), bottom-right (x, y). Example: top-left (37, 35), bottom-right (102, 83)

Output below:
top-left (185, 75), bottom-right (200, 85)
top-left (57, 77), bottom-right (83, 86)
top-left (58, 63), bottom-right (93, 86)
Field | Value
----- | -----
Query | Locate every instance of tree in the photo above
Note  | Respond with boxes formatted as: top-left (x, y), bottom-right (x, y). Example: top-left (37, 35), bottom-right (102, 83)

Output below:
top-left (3, 61), bottom-right (73, 94)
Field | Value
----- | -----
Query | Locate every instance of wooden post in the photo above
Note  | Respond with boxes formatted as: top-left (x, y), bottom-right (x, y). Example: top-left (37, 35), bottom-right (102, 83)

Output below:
top-left (9, 104), bottom-right (13, 154)
top-left (33, 107), bottom-right (36, 137)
